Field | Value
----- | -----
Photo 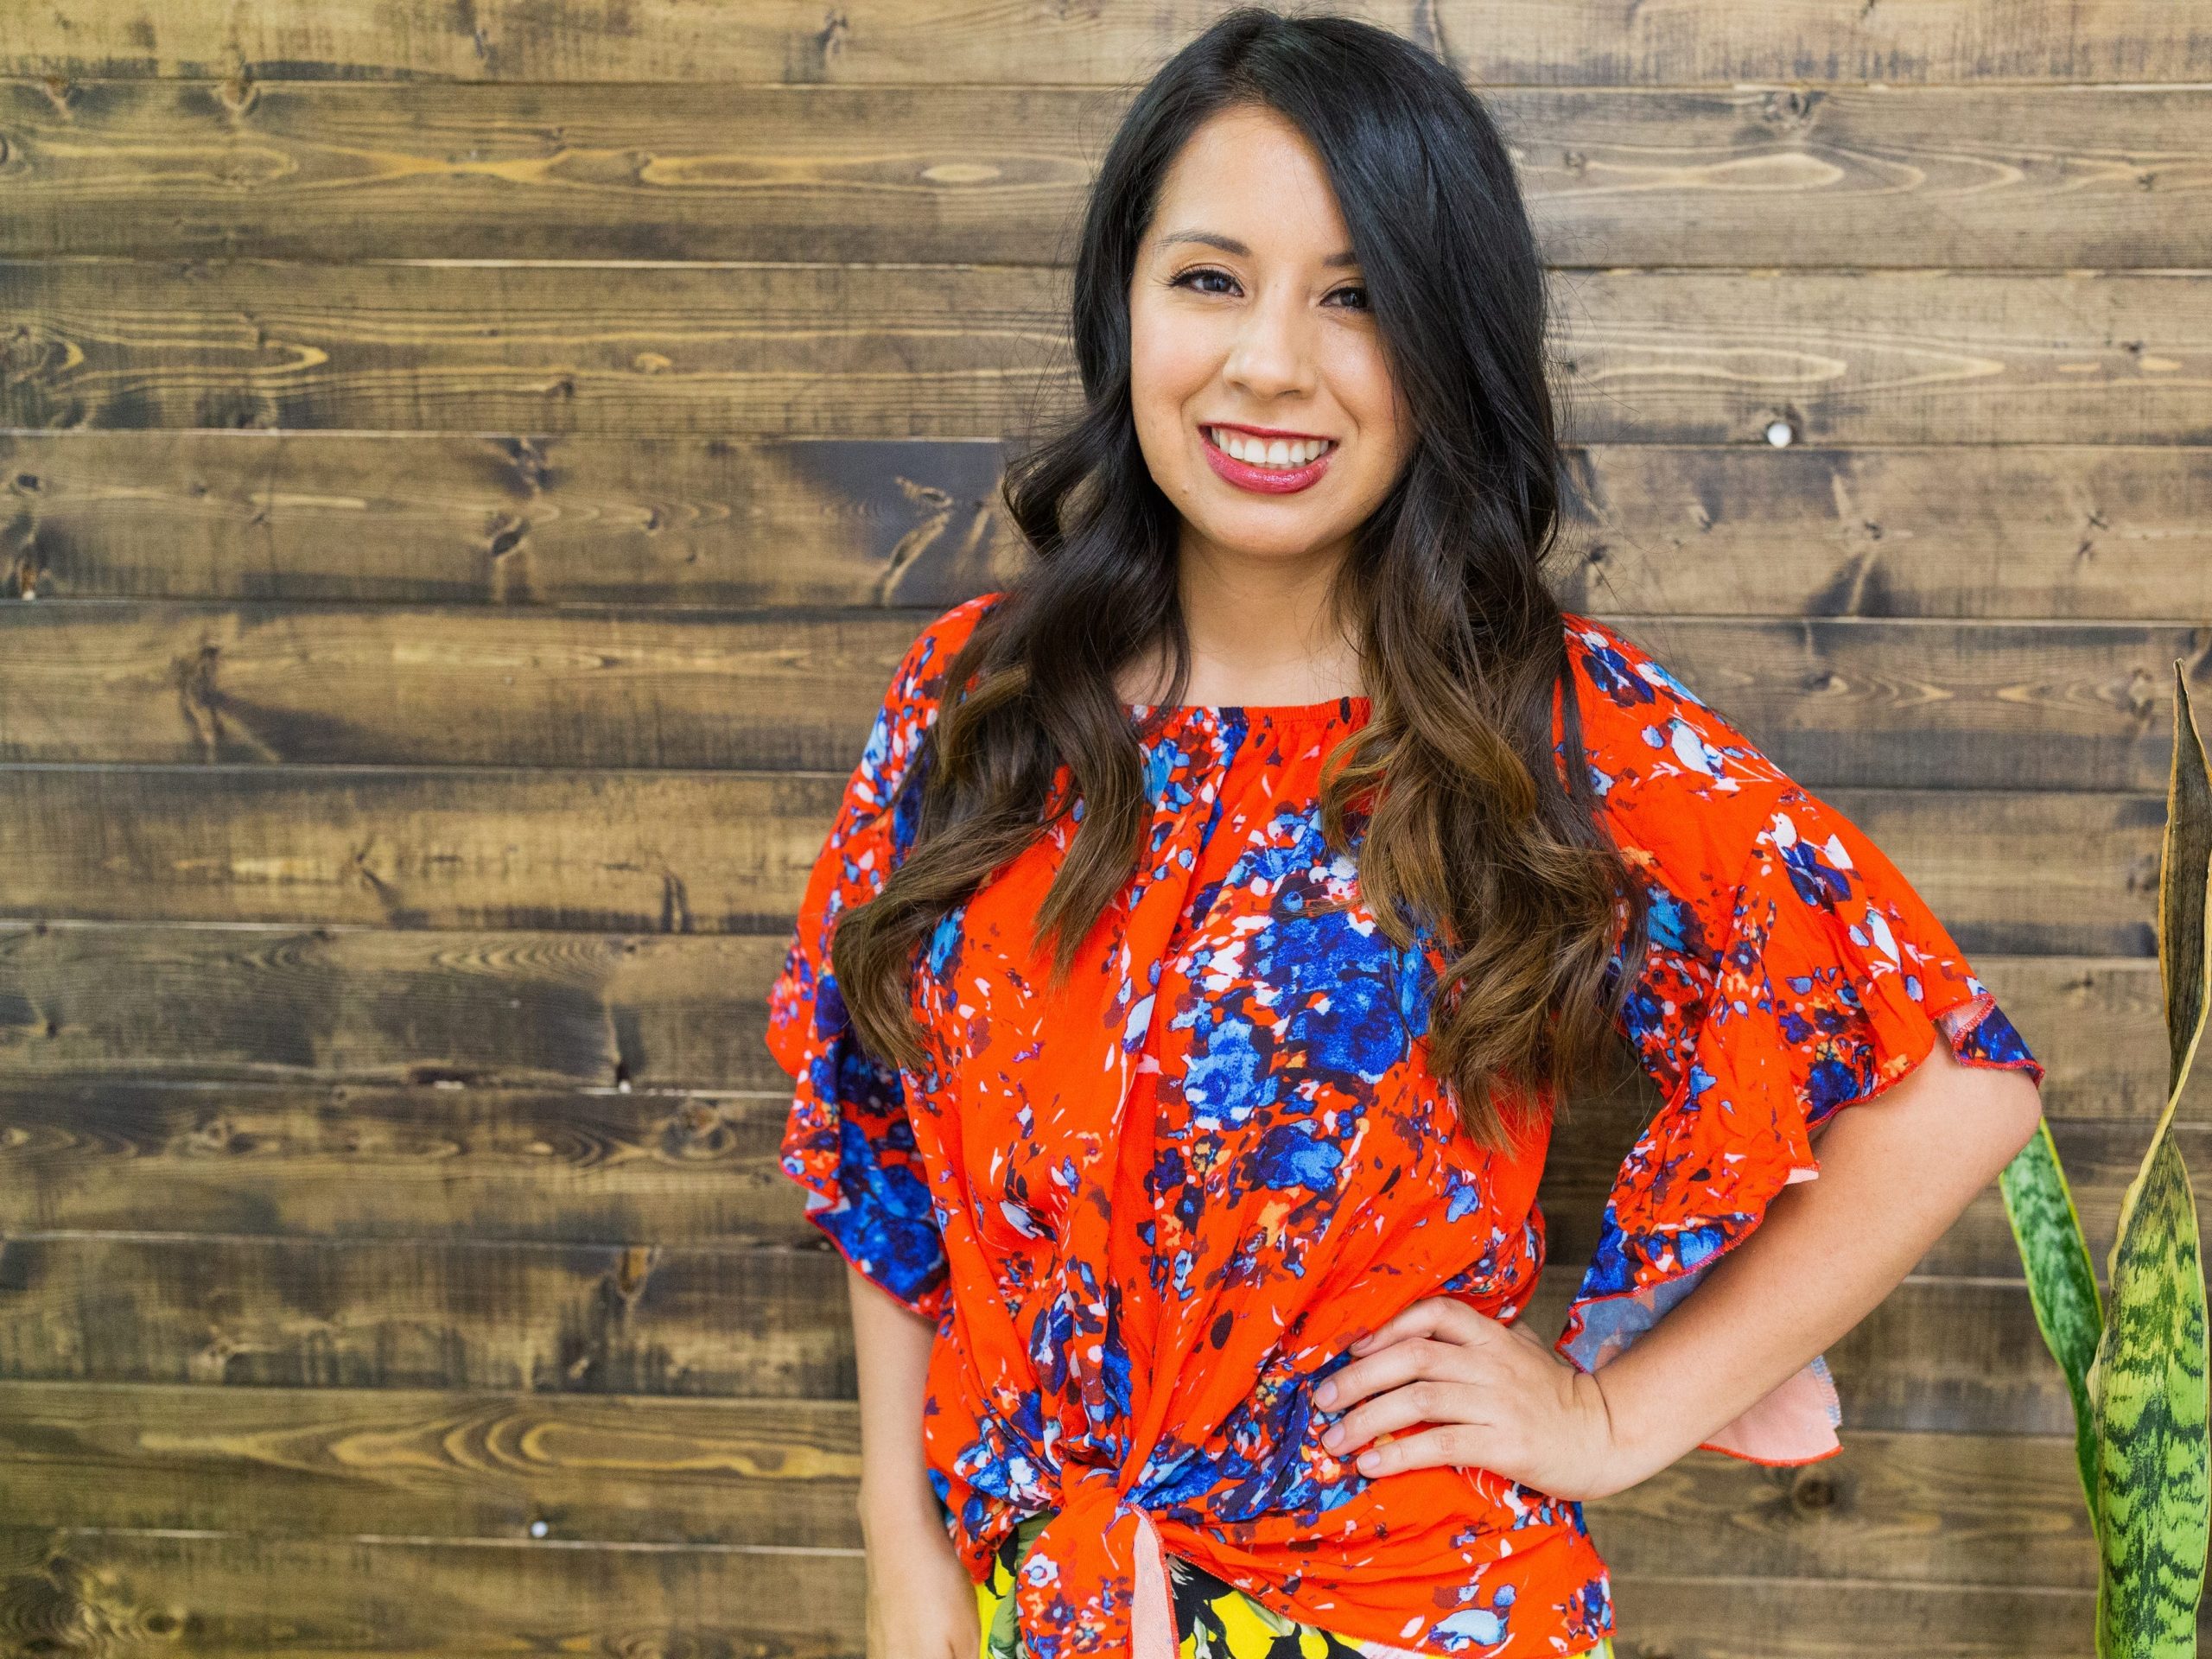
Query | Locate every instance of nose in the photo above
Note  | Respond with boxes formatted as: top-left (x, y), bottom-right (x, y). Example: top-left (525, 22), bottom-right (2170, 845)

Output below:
top-left (1221, 285), bottom-right (1320, 401)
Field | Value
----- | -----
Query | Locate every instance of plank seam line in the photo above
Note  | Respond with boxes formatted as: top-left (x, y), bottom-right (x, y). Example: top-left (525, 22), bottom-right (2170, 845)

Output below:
top-left (21, 1524), bottom-right (869, 1555)
top-left (0, 1531), bottom-right (2110, 1588)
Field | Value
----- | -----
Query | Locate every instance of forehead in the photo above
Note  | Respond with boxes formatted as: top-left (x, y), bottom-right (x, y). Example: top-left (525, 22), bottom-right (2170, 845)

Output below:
top-left (1144, 106), bottom-right (1355, 258)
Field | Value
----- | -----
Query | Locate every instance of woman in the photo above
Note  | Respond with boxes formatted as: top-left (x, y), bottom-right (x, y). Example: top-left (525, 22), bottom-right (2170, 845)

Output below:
top-left (769, 10), bottom-right (2048, 1658)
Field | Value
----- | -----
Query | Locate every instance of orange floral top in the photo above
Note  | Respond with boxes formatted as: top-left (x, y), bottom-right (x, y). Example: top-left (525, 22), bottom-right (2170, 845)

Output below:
top-left (769, 593), bottom-right (2044, 1659)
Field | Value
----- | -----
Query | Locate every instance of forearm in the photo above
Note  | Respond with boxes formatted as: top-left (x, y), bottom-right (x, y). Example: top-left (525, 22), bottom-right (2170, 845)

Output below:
top-left (847, 1262), bottom-right (945, 1540)
top-left (1587, 1039), bottom-right (2045, 1490)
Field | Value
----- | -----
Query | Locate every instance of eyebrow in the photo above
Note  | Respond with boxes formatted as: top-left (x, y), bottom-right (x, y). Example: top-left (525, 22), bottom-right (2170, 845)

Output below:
top-left (1154, 230), bottom-right (1361, 267)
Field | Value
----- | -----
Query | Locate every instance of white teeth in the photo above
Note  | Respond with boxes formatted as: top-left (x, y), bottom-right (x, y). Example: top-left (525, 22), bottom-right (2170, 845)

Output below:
top-left (1205, 427), bottom-right (1333, 467)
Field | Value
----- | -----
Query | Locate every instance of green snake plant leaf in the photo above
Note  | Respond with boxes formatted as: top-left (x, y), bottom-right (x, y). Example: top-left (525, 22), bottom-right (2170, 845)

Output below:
top-left (2086, 662), bottom-right (2212, 1657)
top-left (2089, 1114), bottom-right (2209, 1657)
top-left (2160, 660), bottom-right (2212, 1103)
top-left (2000, 1119), bottom-right (2106, 1521)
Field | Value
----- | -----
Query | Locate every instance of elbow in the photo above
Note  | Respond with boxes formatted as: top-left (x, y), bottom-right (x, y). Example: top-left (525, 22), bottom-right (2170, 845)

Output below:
top-left (1993, 1066), bottom-right (2046, 1165)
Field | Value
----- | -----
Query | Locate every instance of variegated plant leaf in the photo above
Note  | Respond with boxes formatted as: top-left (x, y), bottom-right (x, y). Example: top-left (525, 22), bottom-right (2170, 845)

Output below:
top-left (2000, 1117), bottom-right (2106, 1522)
top-left (2160, 661), bottom-right (2212, 1099)
top-left (2089, 1122), bottom-right (2209, 1657)
top-left (2085, 664), bottom-right (2212, 1657)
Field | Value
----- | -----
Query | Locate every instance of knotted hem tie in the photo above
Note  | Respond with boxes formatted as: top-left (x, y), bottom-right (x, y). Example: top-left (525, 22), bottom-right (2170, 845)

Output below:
top-left (1009, 1461), bottom-right (1178, 1659)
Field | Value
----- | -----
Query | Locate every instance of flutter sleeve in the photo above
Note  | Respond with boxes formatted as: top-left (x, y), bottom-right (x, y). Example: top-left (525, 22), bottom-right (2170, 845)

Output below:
top-left (1552, 613), bottom-right (2047, 1465)
top-left (769, 594), bottom-right (996, 1321)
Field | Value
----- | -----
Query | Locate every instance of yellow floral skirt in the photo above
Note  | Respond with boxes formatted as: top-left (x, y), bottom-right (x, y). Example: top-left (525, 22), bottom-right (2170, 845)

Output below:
top-left (974, 1509), bottom-right (1617, 1659)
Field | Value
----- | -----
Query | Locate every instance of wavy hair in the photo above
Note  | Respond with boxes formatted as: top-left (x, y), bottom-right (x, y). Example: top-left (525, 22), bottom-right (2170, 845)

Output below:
top-left (831, 7), bottom-right (1648, 1155)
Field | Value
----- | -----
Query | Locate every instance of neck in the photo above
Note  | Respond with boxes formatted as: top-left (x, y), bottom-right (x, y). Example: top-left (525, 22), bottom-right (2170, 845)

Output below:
top-left (1122, 532), bottom-right (1363, 707)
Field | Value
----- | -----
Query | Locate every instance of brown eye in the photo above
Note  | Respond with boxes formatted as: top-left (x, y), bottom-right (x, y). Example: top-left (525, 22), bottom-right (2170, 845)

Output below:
top-left (1170, 268), bottom-right (1237, 295)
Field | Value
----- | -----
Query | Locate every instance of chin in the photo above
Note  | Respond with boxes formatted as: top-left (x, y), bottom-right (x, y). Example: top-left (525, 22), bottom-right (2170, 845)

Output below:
top-left (1205, 525), bottom-right (1342, 562)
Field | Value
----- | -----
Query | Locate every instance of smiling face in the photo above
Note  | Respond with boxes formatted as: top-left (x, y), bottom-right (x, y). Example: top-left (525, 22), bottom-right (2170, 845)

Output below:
top-left (1128, 103), bottom-right (1415, 581)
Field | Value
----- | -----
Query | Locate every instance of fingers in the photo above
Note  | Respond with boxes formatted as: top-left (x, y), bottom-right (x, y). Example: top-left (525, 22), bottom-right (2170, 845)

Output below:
top-left (1343, 1421), bottom-right (1484, 1478)
top-left (1316, 1333), bottom-right (1446, 1412)
top-left (1320, 1373), bottom-right (1483, 1468)
top-left (1314, 1298), bottom-right (1514, 1471)
top-left (1321, 1299), bottom-right (1499, 1411)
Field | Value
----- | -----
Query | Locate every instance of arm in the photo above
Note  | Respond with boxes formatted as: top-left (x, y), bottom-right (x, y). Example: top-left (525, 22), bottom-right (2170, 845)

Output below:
top-left (767, 597), bottom-right (999, 1654)
top-left (1314, 1039), bottom-right (2045, 1502)
top-left (1586, 1039), bottom-right (2045, 1492)
top-left (850, 1261), bottom-right (943, 1536)
top-left (1317, 616), bottom-right (2051, 1497)
top-left (848, 1264), bottom-right (981, 1659)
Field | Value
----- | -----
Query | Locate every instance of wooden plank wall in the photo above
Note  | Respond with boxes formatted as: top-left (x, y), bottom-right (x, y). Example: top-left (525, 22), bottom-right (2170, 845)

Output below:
top-left (1, 3), bottom-right (2209, 1653)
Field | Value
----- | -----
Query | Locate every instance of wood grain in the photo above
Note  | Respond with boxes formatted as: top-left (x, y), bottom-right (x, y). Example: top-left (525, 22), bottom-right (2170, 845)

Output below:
top-left (0, 924), bottom-right (2182, 1289)
top-left (0, 1379), bottom-right (865, 1548)
top-left (0, 766), bottom-right (842, 933)
top-left (0, 1522), bottom-right (2127, 1659)
top-left (3, 604), bottom-right (2205, 791)
top-left (3, 79), bottom-right (2204, 268)
top-left (0, 1525), bottom-right (854, 1659)
top-left (0, 1230), bottom-right (849, 1398)
top-left (7, 0), bottom-right (2209, 84)
top-left (0, 768), bottom-right (2161, 954)
top-left (1, 5), bottom-right (2201, 1640)
top-left (0, 1065), bottom-right (2196, 1287)
top-left (10, 434), bottom-right (2208, 620)
top-left (6, 263), bottom-right (2210, 443)
top-left (0, 1379), bottom-right (2100, 1583)
top-left (0, 930), bottom-right (2158, 1111)
top-left (0, 1227), bottom-right (2129, 1434)
top-left (1540, 1112), bottom-right (2212, 1286)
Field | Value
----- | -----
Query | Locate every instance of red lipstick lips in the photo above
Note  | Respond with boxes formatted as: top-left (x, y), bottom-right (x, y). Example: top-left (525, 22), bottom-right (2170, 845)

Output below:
top-left (1199, 423), bottom-right (1336, 495)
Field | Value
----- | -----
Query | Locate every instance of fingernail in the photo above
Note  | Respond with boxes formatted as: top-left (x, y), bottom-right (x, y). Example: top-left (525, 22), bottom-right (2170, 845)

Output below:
top-left (1314, 1380), bottom-right (1336, 1405)
top-left (1357, 1451), bottom-right (1381, 1473)
top-left (1321, 1425), bottom-right (1344, 1449)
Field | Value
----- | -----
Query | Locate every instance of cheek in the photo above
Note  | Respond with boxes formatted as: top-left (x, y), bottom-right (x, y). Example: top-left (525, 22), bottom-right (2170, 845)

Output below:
top-left (1130, 306), bottom-right (1218, 413)
top-left (1335, 347), bottom-right (1408, 459)
top-left (1318, 334), bottom-right (1407, 451)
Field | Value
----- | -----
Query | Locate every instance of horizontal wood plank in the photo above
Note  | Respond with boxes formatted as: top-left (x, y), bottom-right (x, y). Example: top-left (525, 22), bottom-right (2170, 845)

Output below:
top-left (8, 0), bottom-right (2208, 84)
top-left (3, 605), bottom-right (2205, 791)
top-left (1608, 1574), bottom-right (2107, 1656)
top-left (0, 961), bottom-right (2164, 1295)
top-left (0, 1525), bottom-right (853, 1659)
top-left (0, 1056), bottom-right (2177, 1397)
top-left (0, 1380), bottom-right (2097, 1588)
top-left (0, 1379), bottom-right (861, 1548)
top-left (0, 924), bottom-right (788, 1089)
top-left (0, 1522), bottom-right (2128, 1658)
top-left (0, 1065), bottom-right (2193, 1292)
top-left (0, 931), bottom-right (2150, 1109)
top-left (1541, 1109), bottom-right (2209, 1284)
top-left (4, 80), bottom-right (2205, 268)
top-left (1586, 1427), bottom-right (2097, 1588)
top-left (4, 4), bottom-right (2183, 1642)
top-left (0, 1230), bottom-right (2110, 1433)
top-left (0, 770), bottom-right (2161, 954)
top-left (1, 1036), bottom-right (2193, 1378)
top-left (0, 766), bottom-right (840, 934)
top-left (10, 433), bottom-right (2208, 620)
top-left (1560, 443), bottom-right (2212, 621)
top-left (0, 1231), bottom-right (850, 1398)
top-left (0, 1080), bottom-right (808, 1243)
top-left (6, 264), bottom-right (2210, 443)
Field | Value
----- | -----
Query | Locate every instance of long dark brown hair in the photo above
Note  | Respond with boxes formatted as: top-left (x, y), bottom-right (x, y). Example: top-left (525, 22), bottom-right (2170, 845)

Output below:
top-left (831, 7), bottom-right (1649, 1155)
